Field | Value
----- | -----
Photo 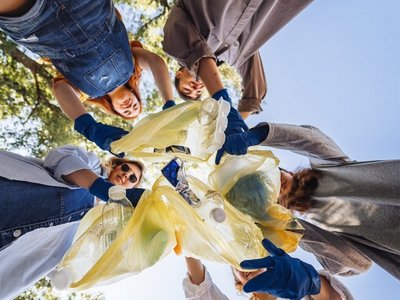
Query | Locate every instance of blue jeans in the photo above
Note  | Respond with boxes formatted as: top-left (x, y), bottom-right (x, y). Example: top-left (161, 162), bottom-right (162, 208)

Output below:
top-left (0, 177), bottom-right (94, 249)
top-left (0, 0), bottom-right (133, 97)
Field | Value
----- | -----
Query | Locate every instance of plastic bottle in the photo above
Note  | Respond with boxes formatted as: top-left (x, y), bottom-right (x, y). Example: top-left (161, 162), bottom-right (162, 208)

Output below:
top-left (49, 222), bottom-right (104, 290)
top-left (194, 191), bottom-right (226, 224)
top-left (101, 186), bottom-right (134, 252)
top-left (49, 187), bottom-right (134, 290)
top-left (183, 98), bottom-right (229, 158)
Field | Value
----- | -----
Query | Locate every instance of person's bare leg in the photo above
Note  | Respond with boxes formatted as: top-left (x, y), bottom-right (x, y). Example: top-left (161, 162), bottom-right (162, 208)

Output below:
top-left (0, 0), bottom-right (36, 17)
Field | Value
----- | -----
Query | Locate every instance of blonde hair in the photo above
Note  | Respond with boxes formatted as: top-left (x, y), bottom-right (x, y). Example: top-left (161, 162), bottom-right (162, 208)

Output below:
top-left (104, 156), bottom-right (144, 186)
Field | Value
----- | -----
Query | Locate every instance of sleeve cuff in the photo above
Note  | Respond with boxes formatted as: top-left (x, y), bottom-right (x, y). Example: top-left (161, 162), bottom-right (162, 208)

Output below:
top-left (182, 267), bottom-right (212, 298)
top-left (186, 51), bottom-right (216, 76)
top-left (238, 98), bottom-right (263, 114)
top-left (318, 270), bottom-right (355, 300)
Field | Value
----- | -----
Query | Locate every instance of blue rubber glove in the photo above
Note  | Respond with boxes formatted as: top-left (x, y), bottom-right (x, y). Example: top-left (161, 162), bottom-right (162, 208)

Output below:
top-left (74, 113), bottom-right (128, 155)
top-left (240, 239), bottom-right (321, 300)
top-left (162, 100), bottom-right (176, 110)
top-left (215, 124), bottom-right (269, 163)
top-left (89, 177), bottom-right (145, 206)
top-left (212, 90), bottom-right (248, 133)
top-left (212, 89), bottom-right (249, 164)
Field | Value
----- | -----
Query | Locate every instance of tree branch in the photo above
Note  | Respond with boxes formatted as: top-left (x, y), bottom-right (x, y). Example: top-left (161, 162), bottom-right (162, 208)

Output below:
top-left (0, 32), bottom-right (53, 83)
top-left (136, 6), bottom-right (168, 38)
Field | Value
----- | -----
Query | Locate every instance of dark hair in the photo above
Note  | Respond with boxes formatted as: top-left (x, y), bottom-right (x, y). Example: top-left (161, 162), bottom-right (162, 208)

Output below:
top-left (174, 66), bottom-right (202, 101)
top-left (279, 169), bottom-right (320, 212)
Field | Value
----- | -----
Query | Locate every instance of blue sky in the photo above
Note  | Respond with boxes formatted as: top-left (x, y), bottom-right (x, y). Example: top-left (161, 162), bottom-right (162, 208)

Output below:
top-left (96, 1), bottom-right (400, 299)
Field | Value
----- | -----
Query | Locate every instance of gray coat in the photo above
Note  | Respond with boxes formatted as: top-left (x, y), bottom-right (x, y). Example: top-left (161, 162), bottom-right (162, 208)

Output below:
top-left (261, 123), bottom-right (400, 280)
top-left (163, 0), bottom-right (312, 114)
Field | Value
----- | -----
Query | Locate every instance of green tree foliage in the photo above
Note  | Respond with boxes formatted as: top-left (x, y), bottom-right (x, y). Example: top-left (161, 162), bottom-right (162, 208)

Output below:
top-left (14, 278), bottom-right (104, 300)
top-left (0, 0), bottom-right (241, 156)
top-left (0, 1), bottom-right (242, 298)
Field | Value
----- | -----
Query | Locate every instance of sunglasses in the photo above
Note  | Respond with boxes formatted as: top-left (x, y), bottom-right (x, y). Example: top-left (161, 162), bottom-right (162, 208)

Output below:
top-left (120, 163), bottom-right (139, 184)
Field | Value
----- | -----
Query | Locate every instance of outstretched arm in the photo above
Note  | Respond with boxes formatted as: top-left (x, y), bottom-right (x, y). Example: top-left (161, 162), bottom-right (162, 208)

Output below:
top-left (260, 123), bottom-right (351, 163)
top-left (43, 145), bottom-right (102, 183)
top-left (185, 257), bottom-right (205, 286)
top-left (217, 123), bottom-right (351, 164)
top-left (312, 275), bottom-right (346, 300)
top-left (52, 80), bottom-right (128, 153)
top-left (241, 239), bottom-right (352, 300)
top-left (197, 57), bottom-right (224, 97)
top-left (52, 80), bottom-right (86, 121)
top-left (183, 257), bottom-right (229, 300)
top-left (131, 47), bottom-right (174, 104)
top-left (44, 145), bottom-right (144, 204)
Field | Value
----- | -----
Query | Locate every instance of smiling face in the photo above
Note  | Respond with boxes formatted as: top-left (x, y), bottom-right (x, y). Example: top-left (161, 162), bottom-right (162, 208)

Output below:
top-left (175, 68), bottom-right (205, 100)
top-left (108, 85), bottom-right (141, 118)
top-left (108, 162), bottom-right (142, 189)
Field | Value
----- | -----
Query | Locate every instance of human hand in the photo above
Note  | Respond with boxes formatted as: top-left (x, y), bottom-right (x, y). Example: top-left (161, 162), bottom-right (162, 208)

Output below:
top-left (89, 177), bottom-right (145, 206)
top-left (74, 113), bottom-right (128, 156)
top-left (215, 124), bottom-right (268, 164)
top-left (240, 239), bottom-right (321, 300)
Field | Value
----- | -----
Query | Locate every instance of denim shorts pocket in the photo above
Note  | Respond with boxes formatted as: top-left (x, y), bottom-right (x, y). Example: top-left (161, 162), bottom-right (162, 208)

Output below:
top-left (84, 48), bottom-right (132, 93)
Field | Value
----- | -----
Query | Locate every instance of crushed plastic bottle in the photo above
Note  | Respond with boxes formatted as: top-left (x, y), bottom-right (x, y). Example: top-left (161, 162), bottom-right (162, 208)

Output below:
top-left (101, 186), bottom-right (134, 252)
top-left (186, 98), bottom-right (229, 158)
top-left (162, 158), bottom-right (227, 225)
top-left (49, 186), bottom-right (134, 290)
top-left (193, 191), bottom-right (226, 224)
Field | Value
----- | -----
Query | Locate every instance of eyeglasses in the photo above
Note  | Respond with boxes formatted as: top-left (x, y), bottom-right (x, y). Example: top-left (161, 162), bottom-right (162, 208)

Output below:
top-left (120, 163), bottom-right (139, 184)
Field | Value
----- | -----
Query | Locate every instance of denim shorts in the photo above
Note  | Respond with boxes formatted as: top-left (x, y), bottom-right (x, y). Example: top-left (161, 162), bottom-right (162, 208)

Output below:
top-left (0, 177), bottom-right (94, 249)
top-left (0, 0), bottom-right (134, 97)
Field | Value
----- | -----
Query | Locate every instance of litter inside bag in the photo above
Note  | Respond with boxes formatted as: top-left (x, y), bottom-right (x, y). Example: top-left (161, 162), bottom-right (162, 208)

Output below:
top-left (209, 150), bottom-right (303, 253)
top-left (55, 174), bottom-right (267, 290)
top-left (111, 98), bottom-right (230, 162)
top-left (54, 190), bottom-right (176, 291)
top-left (225, 171), bottom-right (274, 221)
top-left (56, 116), bottom-right (303, 290)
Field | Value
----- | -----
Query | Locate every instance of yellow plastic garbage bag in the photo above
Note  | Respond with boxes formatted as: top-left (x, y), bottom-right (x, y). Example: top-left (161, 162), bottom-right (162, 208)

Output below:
top-left (111, 98), bottom-right (230, 162)
top-left (153, 176), bottom-right (267, 268)
top-left (55, 190), bottom-right (176, 291)
top-left (55, 175), bottom-right (267, 290)
top-left (56, 127), bottom-right (303, 290)
top-left (209, 150), bottom-right (303, 253)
